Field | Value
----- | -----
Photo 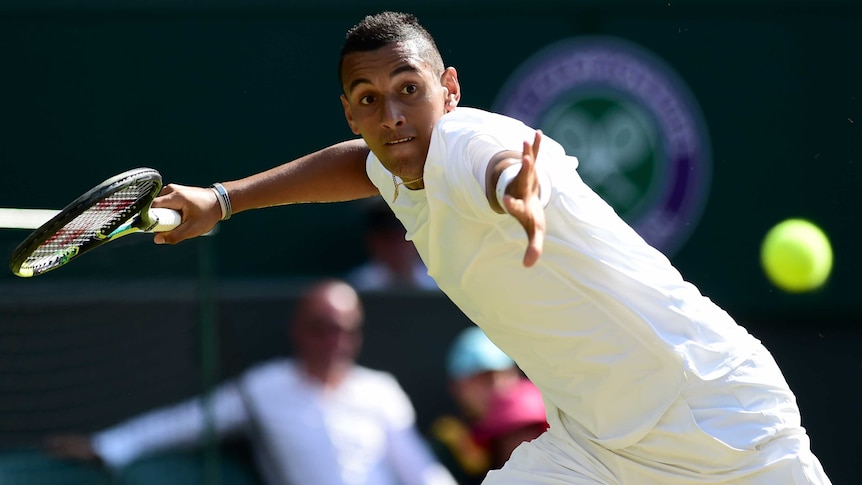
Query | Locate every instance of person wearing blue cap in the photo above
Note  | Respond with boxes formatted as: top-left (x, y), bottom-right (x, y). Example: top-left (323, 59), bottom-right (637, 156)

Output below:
top-left (446, 327), bottom-right (523, 422)
top-left (428, 326), bottom-right (525, 485)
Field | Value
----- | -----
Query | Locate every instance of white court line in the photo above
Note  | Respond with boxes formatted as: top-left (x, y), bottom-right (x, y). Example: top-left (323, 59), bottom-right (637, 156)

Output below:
top-left (0, 208), bottom-right (60, 229)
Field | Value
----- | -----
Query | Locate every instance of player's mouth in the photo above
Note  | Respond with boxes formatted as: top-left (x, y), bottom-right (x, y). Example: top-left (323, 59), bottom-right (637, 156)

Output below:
top-left (385, 137), bottom-right (414, 145)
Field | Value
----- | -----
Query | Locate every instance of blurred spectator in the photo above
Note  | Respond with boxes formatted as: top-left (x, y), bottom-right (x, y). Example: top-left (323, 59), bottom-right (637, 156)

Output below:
top-left (472, 379), bottom-right (548, 470)
top-left (45, 279), bottom-right (455, 485)
top-left (345, 198), bottom-right (438, 291)
top-left (427, 326), bottom-right (524, 485)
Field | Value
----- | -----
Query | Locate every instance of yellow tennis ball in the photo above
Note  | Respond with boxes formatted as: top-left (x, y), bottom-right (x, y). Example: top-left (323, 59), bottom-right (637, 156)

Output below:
top-left (760, 218), bottom-right (833, 293)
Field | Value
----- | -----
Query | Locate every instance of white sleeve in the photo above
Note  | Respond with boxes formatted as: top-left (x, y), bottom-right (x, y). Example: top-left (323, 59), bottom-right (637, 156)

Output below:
top-left (92, 381), bottom-right (250, 469)
top-left (465, 133), bottom-right (512, 195)
top-left (379, 375), bottom-right (457, 485)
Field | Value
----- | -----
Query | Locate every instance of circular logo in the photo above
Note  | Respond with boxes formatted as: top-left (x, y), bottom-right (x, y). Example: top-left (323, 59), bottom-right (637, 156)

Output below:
top-left (493, 36), bottom-right (711, 255)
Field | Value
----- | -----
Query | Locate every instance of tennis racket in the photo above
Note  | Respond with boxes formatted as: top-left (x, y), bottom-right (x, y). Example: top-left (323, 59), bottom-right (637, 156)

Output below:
top-left (8, 167), bottom-right (181, 278)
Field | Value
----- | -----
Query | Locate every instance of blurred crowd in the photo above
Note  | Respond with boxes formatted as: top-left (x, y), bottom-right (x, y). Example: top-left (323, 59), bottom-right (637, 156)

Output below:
top-left (41, 278), bottom-right (547, 485)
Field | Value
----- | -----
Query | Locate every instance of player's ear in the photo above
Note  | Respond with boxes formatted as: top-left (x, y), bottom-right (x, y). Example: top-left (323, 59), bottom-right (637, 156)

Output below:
top-left (341, 95), bottom-right (360, 135)
top-left (442, 67), bottom-right (461, 113)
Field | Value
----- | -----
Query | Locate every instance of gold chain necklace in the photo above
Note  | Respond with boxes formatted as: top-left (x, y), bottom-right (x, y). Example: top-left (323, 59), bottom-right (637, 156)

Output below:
top-left (392, 174), bottom-right (424, 202)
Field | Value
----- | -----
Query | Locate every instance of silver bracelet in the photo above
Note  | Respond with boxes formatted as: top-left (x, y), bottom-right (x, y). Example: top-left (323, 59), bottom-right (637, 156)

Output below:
top-left (210, 183), bottom-right (232, 221)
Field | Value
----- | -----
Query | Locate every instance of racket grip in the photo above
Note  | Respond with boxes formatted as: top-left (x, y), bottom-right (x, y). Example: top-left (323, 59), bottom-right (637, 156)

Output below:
top-left (148, 208), bottom-right (182, 232)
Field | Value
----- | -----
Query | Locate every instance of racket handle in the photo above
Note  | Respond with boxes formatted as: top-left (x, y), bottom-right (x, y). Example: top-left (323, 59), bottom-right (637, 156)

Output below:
top-left (148, 208), bottom-right (182, 232)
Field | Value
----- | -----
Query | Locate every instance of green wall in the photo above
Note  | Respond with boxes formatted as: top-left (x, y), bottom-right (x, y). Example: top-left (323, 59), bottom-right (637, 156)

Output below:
top-left (0, 3), bottom-right (859, 482)
top-left (1, 2), bottom-right (859, 315)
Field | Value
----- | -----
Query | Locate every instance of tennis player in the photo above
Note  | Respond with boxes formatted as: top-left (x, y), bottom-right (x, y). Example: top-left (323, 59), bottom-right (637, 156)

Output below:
top-left (153, 11), bottom-right (832, 485)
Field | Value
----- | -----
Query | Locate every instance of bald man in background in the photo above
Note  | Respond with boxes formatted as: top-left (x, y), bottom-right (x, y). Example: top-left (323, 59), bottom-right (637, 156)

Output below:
top-left (46, 279), bottom-right (455, 485)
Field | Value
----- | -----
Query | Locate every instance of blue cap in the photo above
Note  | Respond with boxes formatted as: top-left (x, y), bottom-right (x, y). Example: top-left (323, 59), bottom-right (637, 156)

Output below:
top-left (447, 326), bottom-right (515, 379)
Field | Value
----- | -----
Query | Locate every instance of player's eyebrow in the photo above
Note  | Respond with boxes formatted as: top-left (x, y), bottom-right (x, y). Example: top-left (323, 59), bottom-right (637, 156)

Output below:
top-left (347, 63), bottom-right (421, 95)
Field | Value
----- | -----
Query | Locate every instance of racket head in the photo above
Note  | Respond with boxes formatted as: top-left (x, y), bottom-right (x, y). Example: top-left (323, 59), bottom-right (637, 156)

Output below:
top-left (10, 168), bottom-right (165, 278)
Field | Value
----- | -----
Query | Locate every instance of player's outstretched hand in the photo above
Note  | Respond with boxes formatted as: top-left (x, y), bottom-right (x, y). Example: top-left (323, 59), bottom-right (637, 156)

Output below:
top-left (502, 131), bottom-right (547, 267)
top-left (151, 184), bottom-right (221, 244)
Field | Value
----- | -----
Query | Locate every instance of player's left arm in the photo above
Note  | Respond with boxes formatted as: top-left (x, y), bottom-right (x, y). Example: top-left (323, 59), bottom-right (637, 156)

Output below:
top-left (484, 130), bottom-right (548, 267)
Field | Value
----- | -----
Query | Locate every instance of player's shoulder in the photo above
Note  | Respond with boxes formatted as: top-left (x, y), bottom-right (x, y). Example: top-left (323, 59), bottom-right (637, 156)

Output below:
top-left (431, 108), bottom-right (537, 165)
top-left (436, 107), bottom-right (528, 137)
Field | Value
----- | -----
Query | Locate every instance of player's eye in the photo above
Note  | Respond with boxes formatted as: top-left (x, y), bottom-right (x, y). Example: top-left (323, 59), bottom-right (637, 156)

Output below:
top-left (401, 84), bottom-right (418, 95)
top-left (359, 95), bottom-right (375, 105)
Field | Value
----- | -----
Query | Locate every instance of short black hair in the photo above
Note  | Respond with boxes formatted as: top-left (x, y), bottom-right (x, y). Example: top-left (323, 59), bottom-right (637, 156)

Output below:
top-left (338, 11), bottom-right (445, 91)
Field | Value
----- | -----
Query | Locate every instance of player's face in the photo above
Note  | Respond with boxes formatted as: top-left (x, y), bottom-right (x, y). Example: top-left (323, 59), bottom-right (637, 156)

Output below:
top-left (340, 41), bottom-right (460, 177)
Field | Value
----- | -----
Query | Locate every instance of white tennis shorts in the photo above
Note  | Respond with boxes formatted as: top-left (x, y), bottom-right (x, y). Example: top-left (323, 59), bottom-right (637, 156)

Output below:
top-left (483, 347), bottom-right (832, 485)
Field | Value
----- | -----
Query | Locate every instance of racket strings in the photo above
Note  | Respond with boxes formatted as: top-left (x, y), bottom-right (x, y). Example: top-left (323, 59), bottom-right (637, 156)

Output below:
top-left (23, 181), bottom-right (158, 270)
top-left (95, 182), bottom-right (159, 237)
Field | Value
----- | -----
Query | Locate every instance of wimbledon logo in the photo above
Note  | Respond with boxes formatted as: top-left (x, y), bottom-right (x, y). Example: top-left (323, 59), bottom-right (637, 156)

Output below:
top-left (493, 36), bottom-right (711, 255)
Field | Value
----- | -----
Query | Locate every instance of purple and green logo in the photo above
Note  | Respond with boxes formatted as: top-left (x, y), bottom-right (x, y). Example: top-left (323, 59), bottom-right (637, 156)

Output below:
top-left (494, 36), bottom-right (711, 255)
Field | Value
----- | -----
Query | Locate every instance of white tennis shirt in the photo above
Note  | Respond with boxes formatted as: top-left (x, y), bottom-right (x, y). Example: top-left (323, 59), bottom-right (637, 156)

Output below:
top-left (94, 359), bottom-right (455, 485)
top-left (368, 108), bottom-right (760, 450)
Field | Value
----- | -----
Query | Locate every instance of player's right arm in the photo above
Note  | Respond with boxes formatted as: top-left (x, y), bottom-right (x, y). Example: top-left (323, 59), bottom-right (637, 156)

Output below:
top-left (153, 138), bottom-right (376, 244)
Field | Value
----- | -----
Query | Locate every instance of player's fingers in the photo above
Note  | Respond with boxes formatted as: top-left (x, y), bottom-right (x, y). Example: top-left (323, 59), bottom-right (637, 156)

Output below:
top-left (151, 184), bottom-right (187, 209)
top-left (156, 208), bottom-right (218, 244)
top-left (152, 185), bottom-right (220, 244)
top-left (522, 130), bottom-right (543, 164)
top-left (156, 183), bottom-right (177, 197)
top-left (522, 140), bottom-right (534, 167)
top-left (154, 225), bottom-right (182, 245)
top-left (523, 210), bottom-right (545, 267)
top-left (502, 194), bottom-right (523, 217)
top-left (532, 130), bottom-right (543, 159)
top-left (523, 225), bottom-right (545, 267)
top-left (503, 195), bottom-right (545, 268)
top-left (155, 217), bottom-right (206, 245)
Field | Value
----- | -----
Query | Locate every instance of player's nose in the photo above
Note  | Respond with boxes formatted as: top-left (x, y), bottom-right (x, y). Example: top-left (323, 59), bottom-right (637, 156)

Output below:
top-left (381, 98), bottom-right (406, 128)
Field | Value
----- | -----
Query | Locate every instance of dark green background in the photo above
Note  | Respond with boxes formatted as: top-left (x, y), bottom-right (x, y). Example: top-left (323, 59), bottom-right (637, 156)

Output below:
top-left (1, 1), bottom-right (859, 314)
top-left (0, 1), bottom-right (859, 484)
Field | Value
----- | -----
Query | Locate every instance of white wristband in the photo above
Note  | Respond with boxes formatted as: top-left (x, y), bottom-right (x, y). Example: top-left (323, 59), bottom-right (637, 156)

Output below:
top-left (210, 183), bottom-right (232, 221)
top-left (494, 163), bottom-right (552, 214)
top-left (495, 163), bottom-right (522, 213)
